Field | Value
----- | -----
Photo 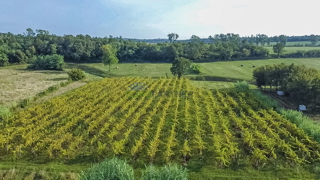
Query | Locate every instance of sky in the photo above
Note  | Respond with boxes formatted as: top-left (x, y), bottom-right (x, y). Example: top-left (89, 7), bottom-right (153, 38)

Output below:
top-left (0, 0), bottom-right (320, 39)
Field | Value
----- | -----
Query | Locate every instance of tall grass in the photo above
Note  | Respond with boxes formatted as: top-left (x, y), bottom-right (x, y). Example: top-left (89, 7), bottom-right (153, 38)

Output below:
top-left (0, 104), bottom-right (12, 120)
top-left (141, 164), bottom-right (188, 180)
top-left (280, 109), bottom-right (320, 142)
top-left (79, 157), bottom-right (134, 180)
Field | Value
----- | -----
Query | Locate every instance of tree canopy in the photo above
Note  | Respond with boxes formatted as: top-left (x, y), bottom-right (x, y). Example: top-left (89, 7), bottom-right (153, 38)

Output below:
top-left (101, 44), bottom-right (119, 71)
top-left (170, 57), bottom-right (192, 79)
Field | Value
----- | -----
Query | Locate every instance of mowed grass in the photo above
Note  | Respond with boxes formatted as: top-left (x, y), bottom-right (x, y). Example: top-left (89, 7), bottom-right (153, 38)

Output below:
top-left (266, 46), bottom-right (320, 54)
top-left (268, 41), bottom-right (319, 46)
top-left (0, 65), bottom-right (69, 106)
top-left (198, 58), bottom-right (320, 80)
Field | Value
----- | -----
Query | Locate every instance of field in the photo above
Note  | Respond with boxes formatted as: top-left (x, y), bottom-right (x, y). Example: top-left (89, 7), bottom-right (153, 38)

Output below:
top-left (0, 65), bottom-right (70, 106)
top-left (266, 46), bottom-right (320, 55)
top-left (1, 57), bottom-right (320, 179)
top-left (1, 77), bottom-right (320, 179)
top-left (68, 58), bottom-right (320, 83)
top-left (2, 58), bottom-right (319, 106)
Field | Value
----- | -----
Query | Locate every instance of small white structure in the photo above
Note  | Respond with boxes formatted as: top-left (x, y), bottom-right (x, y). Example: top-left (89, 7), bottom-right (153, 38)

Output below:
top-left (116, 66), bottom-right (119, 69)
top-left (277, 91), bottom-right (284, 96)
top-left (298, 105), bottom-right (306, 112)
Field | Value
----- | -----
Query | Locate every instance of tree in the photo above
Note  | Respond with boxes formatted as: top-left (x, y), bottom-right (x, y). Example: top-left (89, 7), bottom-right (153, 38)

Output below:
top-left (273, 43), bottom-right (285, 58)
top-left (28, 54), bottom-right (64, 70)
top-left (0, 46), bottom-right (9, 66)
top-left (190, 35), bottom-right (201, 42)
top-left (167, 33), bottom-right (179, 43)
top-left (170, 57), bottom-right (192, 78)
top-left (101, 44), bottom-right (119, 71)
top-left (309, 34), bottom-right (318, 46)
top-left (278, 35), bottom-right (287, 46)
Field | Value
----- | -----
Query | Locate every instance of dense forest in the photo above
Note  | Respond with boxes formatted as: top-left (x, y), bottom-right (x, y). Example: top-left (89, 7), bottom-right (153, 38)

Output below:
top-left (0, 29), bottom-right (319, 67)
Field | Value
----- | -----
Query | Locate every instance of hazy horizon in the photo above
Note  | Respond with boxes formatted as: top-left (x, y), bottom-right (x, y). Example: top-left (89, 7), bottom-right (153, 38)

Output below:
top-left (1, 0), bottom-right (320, 39)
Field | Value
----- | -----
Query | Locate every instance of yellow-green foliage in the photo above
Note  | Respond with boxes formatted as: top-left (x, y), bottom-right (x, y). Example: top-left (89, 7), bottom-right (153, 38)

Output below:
top-left (0, 77), bottom-right (320, 169)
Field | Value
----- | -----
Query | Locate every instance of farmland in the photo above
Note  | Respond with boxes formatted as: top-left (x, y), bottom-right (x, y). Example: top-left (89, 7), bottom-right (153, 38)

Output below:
top-left (1, 77), bottom-right (320, 179)
top-left (266, 46), bottom-right (320, 55)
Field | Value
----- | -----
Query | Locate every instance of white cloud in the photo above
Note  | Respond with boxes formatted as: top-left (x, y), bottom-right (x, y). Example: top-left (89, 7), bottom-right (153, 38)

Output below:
top-left (98, 0), bottom-right (320, 39)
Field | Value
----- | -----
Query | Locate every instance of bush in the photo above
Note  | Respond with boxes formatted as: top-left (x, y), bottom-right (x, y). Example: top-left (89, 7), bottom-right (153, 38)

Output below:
top-left (67, 68), bottom-right (86, 81)
top-left (0, 105), bottom-right (12, 120)
top-left (60, 80), bottom-right (72, 87)
top-left (28, 54), bottom-right (64, 70)
top-left (234, 81), bottom-right (249, 92)
top-left (141, 164), bottom-right (188, 180)
top-left (79, 158), bottom-right (134, 180)
top-left (189, 63), bottom-right (201, 74)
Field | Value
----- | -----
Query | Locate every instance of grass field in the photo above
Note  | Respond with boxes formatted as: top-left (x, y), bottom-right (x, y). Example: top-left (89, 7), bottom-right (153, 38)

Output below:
top-left (0, 65), bottom-right (69, 106)
top-left (266, 46), bottom-right (320, 54)
top-left (268, 41), bottom-right (319, 46)
top-left (2, 77), bottom-right (320, 179)
top-left (69, 58), bottom-right (320, 82)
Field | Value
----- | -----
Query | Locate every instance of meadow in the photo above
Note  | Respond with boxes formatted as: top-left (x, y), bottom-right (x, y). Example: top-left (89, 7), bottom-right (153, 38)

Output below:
top-left (1, 77), bottom-right (320, 179)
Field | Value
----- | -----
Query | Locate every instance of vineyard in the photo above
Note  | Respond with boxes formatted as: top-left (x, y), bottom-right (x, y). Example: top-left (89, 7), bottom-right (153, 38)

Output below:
top-left (1, 77), bottom-right (320, 169)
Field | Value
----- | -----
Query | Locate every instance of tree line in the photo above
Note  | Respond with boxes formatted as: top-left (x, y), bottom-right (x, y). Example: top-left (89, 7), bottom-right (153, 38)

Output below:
top-left (0, 29), bottom-right (272, 66)
top-left (1, 29), bottom-right (320, 67)
top-left (253, 63), bottom-right (320, 109)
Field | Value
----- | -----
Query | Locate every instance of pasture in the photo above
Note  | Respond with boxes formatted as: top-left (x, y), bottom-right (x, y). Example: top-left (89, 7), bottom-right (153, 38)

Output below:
top-left (1, 77), bottom-right (320, 179)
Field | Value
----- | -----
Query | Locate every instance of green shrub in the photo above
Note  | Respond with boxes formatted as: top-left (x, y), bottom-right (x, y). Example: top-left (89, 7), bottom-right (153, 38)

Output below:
top-left (19, 98), bottom-right (33, 108)
top-left (79, 157), bottom-right (134, 180)
top-left (141, 164), bottom-right (188, 180)
top-left (234, 81), bottom-right (249, 92)
top-left (189, 63), bottom-right (201, 74)
top-left (0, 105), bottom-right (12, 120)
top-left (28, 54), bottom-right (64, 70)
top-left (0, 57), bottom-right (9, 67)
top-left (67, 68), bottom-right (85, 81)
top-left (46, 85), bottom-right (59, 93)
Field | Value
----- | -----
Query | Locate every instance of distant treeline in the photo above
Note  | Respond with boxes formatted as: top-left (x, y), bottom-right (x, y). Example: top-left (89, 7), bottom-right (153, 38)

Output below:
top-left (0, 29), bottom-right (270, 66)
top-left (129, 34), bottom-right (319, 44)
top-left (0, 29), bottom-right (319, 67)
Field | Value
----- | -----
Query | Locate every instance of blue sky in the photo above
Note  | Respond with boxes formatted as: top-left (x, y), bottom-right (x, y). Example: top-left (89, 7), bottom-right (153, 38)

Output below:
top-left (1, 0), bottom-right (319, 39)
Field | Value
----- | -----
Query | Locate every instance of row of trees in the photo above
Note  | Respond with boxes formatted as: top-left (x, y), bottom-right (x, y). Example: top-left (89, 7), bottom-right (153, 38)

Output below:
top-left (253, 63), bottom-right (320, 108)
top-left (0, 29), bottom-right (272, 67)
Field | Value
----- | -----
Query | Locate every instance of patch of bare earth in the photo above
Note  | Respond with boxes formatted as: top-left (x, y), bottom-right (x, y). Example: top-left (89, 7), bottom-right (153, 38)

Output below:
top-left (0, 69), bottom-right (69, 106)
top-left (34, 81), bottom-right (87, 104)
